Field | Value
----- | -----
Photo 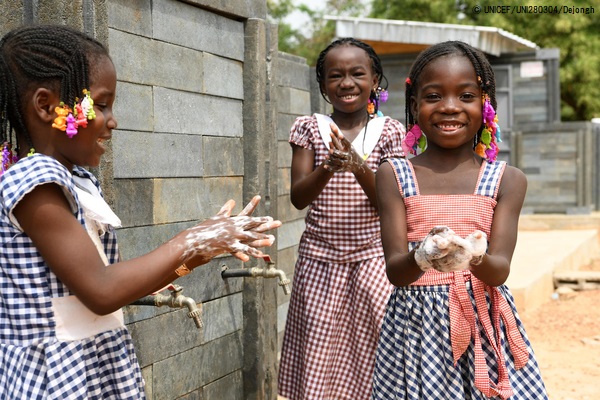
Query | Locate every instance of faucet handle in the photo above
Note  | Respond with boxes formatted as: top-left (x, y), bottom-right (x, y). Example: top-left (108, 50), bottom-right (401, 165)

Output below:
top-left (151, 283), bottom-right (175, 295)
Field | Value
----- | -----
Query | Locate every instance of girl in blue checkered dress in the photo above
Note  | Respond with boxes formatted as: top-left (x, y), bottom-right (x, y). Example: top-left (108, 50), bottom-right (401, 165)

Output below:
top-left (0, 25), bottom-right (280, 399)
top-left (373, 41), bottom-right (547, 399)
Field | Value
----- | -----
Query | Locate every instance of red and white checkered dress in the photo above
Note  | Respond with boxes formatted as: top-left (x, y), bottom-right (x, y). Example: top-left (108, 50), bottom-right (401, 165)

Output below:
top-left (278, 114), bottom-right (405, 400)
top-left (373, 158), bottom-right (548, 400)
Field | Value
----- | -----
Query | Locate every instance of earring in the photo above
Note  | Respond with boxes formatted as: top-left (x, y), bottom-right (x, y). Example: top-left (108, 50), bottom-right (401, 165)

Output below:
top-left (367, 86), bottom-right (389, 118)
top-left (52, 102), bottom-right (70, 131)
top-left (402, 124), bottom-right (427, 156)
top-left (367, 99), bottom-right (375, 116)
top-left (0, 142), bottom-right (18, 176)
top-left (52, 89), bottom-right (96, 138)
top-left (475, 94), bottom-right (502, 162)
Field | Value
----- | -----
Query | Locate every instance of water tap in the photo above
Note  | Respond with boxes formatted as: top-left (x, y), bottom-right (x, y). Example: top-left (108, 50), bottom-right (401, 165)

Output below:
top-left (131, 284), bottom-right (203, 329)
top-left (221, 255), bottom-right (291, 295)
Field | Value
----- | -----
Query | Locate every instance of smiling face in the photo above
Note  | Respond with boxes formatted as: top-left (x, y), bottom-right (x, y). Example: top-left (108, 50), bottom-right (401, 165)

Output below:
top-left (411, 54), bottom-right (483, 151)
top-left (321, 44), bottom-right (378, 117)
top-left (53, 55), bottom-right (117, 169)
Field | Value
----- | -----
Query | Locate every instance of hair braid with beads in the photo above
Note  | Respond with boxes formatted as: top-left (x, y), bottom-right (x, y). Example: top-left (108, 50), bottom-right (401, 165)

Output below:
top-left (315, 37), bottom-right (388, 113)
top-left (0, 24), bottom-right (109, 152)
top-left (405, 41), bottom-right (497, 145)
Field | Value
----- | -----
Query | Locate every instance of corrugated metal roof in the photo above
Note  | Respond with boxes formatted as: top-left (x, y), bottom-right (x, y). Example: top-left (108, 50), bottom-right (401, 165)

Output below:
top-left (325, 16), bottom-right (538, 56)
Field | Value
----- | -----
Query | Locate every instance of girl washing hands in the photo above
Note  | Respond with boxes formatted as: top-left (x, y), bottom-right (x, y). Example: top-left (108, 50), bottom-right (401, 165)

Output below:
top-left (277, 37), bottom-right (405, 399)
top-left (0, 24), bottom-right (280, 399)
top-left (372, 41), bottom-right (547, 399)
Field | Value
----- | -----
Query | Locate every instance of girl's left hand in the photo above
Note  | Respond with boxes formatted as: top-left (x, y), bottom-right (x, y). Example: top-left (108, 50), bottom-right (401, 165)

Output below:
top-left (182, 195), bottom-right (281, 263)
top-left (324, 123), bottom-right (364, 173)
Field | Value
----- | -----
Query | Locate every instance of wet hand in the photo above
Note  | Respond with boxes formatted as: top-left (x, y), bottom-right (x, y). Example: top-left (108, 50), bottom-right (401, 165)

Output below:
top-left (414, 226), bottom-right (453, 271)
top-left (415, 227), bottom-right (488, 272)
top-left (183, 195), bottom-right (282, 262)
top-left (323, 123), bottom-right (364, 173)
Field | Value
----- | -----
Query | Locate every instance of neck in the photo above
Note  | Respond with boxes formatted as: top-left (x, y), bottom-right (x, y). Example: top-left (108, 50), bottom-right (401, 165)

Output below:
top-left (418, 146), bottom-right (481, 173)
top-left (331, 110), bottom-right (369, 130)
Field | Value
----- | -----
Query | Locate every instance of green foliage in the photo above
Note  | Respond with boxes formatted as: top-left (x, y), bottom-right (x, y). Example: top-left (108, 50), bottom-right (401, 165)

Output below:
top-left (267, 0), bottom-right (366, 66)
top-left (368, 0), bottom-right (600, 120)
top-left (370, 0), bottom-right (463, 23)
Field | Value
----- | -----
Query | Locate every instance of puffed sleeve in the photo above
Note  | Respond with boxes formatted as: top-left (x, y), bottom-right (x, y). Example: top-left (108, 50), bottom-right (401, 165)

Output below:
top-left (289, 115), bottom-right (319, 150)
top-left (1, 154), bottom-right (78, 230)
top-left (379, 117), bottom-right (406, 160)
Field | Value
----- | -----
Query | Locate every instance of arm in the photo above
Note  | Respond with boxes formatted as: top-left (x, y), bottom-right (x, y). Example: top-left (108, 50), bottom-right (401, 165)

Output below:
top-left (376, 161), bottom-right (424, 286)
top-left (469, 166), bottom-right (528, 286)
top-left (289, 144), bottom-right (334, 210)
top-left (14, 185), bottom-right (280, 315)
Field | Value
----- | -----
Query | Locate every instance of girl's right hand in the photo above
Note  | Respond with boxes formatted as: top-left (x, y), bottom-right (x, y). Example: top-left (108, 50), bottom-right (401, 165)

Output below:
top-left (324, 123), bottom-right (364, 174)
top-left (182, 195), bottom-right (281, 263)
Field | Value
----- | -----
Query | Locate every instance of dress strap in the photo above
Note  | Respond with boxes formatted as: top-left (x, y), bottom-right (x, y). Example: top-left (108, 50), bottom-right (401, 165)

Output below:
top-left (386, 157), bottom-right (418, 198)
top-left (475, 160), bottom-right (506, 199)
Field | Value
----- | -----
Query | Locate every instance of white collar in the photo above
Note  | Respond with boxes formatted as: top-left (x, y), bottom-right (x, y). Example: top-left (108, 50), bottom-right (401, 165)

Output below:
top-left (314, 113), bottom-right (387, 160)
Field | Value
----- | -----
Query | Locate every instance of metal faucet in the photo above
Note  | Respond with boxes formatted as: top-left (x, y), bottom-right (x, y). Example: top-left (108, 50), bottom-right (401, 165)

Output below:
top-left (130, 284), bottom-right (203, 329)
top-left (221, 255), bottom-right (291, 295)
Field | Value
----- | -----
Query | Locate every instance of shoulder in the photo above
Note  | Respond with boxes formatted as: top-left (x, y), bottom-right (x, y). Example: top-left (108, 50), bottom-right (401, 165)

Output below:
top-left (498, 164), bottom-right (527, 199)
top-left (1, 154), bottom-right (73, 192)
top-left (289, 114), bottom-right (321, 148)
top-left (501, 164), bottom-right (527, 185)
top-left (377, 117), bottom-right (406, 157)
top-left (383, 117), bottom-right (406, 133)
top-left (292, 114), bottom-right (319, 130)
top-left (1, 154), bottom-right (78, 222)
top-left (380, 117), bottom-right (406, 144)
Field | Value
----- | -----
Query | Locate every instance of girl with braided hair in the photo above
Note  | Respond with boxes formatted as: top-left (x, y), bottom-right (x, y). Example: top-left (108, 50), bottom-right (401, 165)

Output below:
top-left (372, 41), bottom-right (547, 399)
top-left (0, 24), bottom-right (280, 399)
top-left (277, 37), bottom-right (405, 399)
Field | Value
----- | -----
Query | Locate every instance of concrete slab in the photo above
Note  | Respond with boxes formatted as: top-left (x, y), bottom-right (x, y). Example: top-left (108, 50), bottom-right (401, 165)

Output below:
top-left (507, 229), bottom-right (600, 313)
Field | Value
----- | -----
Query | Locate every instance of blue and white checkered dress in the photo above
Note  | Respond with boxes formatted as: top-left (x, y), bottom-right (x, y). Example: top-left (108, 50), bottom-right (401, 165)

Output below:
top-left (372, 158), bottom-right (548, 400)
top-left (0, 154), bottom-right (144, 399)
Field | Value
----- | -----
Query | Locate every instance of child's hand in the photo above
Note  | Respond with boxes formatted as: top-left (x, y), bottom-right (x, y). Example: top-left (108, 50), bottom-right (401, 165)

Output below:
top-left (415, 227), bottom-right (488, 272)
top-left (465, 230), bottom-right (487, 258)
top-left (182, 195), bottom-right (282, 262)
top-left (324, 123), bottom-right (364, 173)
top-left (414, 226), bottom-right (453, 271)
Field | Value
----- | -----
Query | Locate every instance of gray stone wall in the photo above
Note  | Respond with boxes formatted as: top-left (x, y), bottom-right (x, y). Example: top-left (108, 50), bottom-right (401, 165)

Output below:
top-left (272, 51), bottom-right (329, 357)
top-left (272, 51), bottom-right (310, 356)
top-left (106, 1), bottom-right (279, 398)
top-left (515, 121), bottom-right (595, 214)
top-left (107, 0), bottom-right (261, 397)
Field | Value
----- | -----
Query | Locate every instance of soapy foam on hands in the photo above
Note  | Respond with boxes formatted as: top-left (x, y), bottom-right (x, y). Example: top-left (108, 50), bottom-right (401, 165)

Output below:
top-left (181, 217), bottom-right (275, 259)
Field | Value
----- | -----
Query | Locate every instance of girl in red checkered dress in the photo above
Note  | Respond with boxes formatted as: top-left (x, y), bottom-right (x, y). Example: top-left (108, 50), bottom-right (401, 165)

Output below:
top-left (373, 41), bottom-right (547, 399)
top-left (277, 38), bottom-right (405, 399)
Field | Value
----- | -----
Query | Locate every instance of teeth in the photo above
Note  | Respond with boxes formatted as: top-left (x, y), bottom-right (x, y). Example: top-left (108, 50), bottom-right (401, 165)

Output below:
top-left (439, 124), bottom-right (462, 129)
top-left (97, 138), bottom-right (105, 144)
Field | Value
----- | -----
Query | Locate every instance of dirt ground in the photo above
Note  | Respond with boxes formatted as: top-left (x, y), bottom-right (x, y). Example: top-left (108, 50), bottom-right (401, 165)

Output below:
top-left (279, 262), bottom-right (600, 400)
top-left (519, 260), bottom-right (600, 399)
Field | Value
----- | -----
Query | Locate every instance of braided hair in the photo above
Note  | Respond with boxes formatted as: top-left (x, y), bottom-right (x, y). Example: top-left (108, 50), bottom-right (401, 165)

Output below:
top-left (0, 24), bottom-right (109, 151)
top-left (405, 41), bottom-right (496, 142)
top-left (315, 37), bottom-right (388, 112)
